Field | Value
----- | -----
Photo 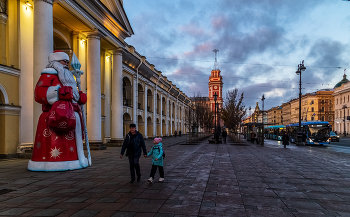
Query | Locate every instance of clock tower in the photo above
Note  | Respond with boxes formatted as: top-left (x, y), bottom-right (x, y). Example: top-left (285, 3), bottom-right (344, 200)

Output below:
top-left (208, 49), bottom-right (223, 128)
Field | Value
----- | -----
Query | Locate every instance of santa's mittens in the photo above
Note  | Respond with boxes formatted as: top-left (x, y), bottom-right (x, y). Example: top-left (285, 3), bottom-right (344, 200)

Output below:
top-left (78, 91), bottom-right (87, 105)
top-left (59, 86), bottom-right (73, 101)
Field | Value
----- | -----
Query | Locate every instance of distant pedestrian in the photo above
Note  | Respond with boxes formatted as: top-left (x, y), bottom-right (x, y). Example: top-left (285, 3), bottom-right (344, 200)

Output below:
top-left (222, 130), bottom-right (227, 144)
top-left (120, 124), bottom-right (147, 183)
top-left (251, 132), bottom-right (256, 144)
top-left (174, 130), bottom-right (177, 137)
top-left (179, 130), bottom-right (181, 137)
top-left (282, 132), bottom-right (289, 148)
top-left (147, 137), bottom-right (164, 183)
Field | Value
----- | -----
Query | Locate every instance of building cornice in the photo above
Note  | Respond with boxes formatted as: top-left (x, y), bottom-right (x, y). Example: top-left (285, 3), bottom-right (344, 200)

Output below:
top-left (0, 65), bottom-right (20, 77)
top-left (63, 0), bottom-right (126, 48)
top-left (0, 105), bottom-right (21, 116)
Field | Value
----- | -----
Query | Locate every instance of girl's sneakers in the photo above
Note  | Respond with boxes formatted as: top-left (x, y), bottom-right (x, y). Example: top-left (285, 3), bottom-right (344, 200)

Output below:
top-left (159, 178), bottom-right (164, 182)
top-left (147, 177), bottom-right (153, 183)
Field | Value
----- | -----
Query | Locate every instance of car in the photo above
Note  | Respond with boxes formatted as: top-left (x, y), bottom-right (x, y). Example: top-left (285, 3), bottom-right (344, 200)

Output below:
top-left (329, 131), bottom-right (339, 142)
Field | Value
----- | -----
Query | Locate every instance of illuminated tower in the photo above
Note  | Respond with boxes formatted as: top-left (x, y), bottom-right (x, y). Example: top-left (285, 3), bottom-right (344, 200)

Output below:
top-left (209, 49), bottom-right (223, 127)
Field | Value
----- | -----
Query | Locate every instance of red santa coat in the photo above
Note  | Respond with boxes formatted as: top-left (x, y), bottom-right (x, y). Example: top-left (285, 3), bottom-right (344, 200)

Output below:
top-left (28, 68), bottom-right (88, 171)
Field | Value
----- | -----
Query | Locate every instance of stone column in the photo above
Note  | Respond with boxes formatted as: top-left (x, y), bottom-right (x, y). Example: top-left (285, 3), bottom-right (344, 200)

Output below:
top-left (175, 101), bottom-right (178, 131)
top-left (104, 52), bottom-right (111, 143)
top-left (86, 32), bottom-right (104, 149)
top-left (153, 88), bottom-right (157, 137)
top-left (33, 0), bottom-right (54, 137)
top-left (0, 13), bottom-right (7, 64)
top-left (18, 3), bottom-right (34, 154)
top-left (170, 100), bottom-right (173, 136)
top-left (133, 75), bottom-right (138, 127)
top-left (108, 48), bottom-right (124, 146)
top-left (144, 85), bottom-right (148, 138)
top-left (160, 93), bottom-right (163, 136)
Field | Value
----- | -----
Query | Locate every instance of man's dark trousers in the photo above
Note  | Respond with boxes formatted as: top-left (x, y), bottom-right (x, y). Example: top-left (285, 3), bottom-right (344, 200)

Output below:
top-left (128, 156), bottom-right (141, 180)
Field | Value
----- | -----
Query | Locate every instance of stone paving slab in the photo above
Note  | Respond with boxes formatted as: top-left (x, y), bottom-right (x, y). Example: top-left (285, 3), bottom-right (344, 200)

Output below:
top-left (1, 135), bottom-right (350, 216)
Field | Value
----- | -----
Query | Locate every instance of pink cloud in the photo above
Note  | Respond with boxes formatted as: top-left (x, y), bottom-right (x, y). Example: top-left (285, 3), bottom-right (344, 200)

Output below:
top-left (212, 15), bottom-right (229, 29)
top-left (183, 42), bottom-right (214, 58)
top-left (179, 23), bottom-right (205, 37)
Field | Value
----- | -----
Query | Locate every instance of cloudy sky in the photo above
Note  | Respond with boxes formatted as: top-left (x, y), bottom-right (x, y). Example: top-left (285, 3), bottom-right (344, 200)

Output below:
top-left (123, 0), bottom-right (350, 111)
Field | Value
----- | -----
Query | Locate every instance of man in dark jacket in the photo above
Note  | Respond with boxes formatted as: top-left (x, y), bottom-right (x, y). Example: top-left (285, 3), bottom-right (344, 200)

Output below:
top-left (120, 124), bottom-right (147, 183)
top-left (222, 130), bottom-right (227, 144)
top-left (282, 131), bottom-right (289, 148)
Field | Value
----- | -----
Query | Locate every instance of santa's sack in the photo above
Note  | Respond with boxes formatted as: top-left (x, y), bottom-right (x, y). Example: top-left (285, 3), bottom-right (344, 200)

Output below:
top-left (46, 100), bottom-right (76, 133)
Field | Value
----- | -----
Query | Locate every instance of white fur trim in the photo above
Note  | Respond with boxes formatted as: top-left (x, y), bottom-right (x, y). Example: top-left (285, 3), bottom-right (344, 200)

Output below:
top-left (75, 112), bottom-right (89, 167)
top-left (48, 52), bottom-right (69, 62)
top-left (28, 160), bottom-right (83, 171)
top-left (46, 85), bottom-right (60, 105)
top-left (41, 68), bottom-right (58, 75)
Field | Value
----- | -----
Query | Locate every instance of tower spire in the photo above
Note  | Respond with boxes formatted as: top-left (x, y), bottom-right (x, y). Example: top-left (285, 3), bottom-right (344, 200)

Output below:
top-left (213, 49), bottom-right (219, 70)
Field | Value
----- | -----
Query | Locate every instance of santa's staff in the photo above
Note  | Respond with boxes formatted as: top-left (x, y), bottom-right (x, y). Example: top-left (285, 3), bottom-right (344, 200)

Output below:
top-left (71, 53), bottom-right (91, 166)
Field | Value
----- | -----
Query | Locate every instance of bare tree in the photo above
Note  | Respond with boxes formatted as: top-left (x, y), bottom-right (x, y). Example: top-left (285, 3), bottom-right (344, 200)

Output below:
top-left (221, 88), bottom-right (246, 132)
top-left (191, 92), bottom-right (213, 132)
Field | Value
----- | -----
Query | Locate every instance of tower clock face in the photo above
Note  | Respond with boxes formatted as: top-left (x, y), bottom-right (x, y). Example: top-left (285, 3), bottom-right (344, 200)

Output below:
top-left (214, 86), bottom-right (218, 90)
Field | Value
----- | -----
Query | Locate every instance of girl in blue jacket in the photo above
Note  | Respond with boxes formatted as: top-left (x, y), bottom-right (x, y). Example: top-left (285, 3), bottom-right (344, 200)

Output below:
top-left (147, 137), bottom-right (164, 183)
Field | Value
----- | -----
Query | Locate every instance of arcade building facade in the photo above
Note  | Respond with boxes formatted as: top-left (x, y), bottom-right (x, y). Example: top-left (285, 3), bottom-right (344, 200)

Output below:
top-left (0, 0), bottom-right (192, 158)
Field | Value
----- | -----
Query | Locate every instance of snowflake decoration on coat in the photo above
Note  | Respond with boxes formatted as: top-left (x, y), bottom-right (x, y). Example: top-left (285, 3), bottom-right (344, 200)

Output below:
top-left (50, 147), bottom-right (62, 159)
top-left (69, 147), bottom-right (75, 152)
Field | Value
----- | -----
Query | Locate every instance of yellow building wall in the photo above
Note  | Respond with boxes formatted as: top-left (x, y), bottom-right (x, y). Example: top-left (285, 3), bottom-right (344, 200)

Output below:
top-left (6, 0), bottom-right (19, 68)
top-left (0, 108), bottom-right (20, 155)
top-left (0, 74), bottom-right (19, 105)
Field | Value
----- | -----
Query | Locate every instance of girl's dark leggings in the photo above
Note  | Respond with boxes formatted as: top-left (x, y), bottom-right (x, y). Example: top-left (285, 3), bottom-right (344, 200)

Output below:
top-left (150, 165), bottom-right (164, 178)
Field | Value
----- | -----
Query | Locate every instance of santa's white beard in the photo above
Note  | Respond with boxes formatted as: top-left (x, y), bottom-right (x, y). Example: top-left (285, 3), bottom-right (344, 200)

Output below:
top-left (46, 61), bottom-right (80, 102)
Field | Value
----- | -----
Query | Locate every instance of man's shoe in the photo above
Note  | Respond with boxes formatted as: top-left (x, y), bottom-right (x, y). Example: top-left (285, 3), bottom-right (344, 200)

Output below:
top-left (159, 178), bottom-right (164, 182)
top-left (147, 177), bottom-right (153, 183)
top-left (130, 179), bottom-right (135, 184)
top-left (137, 176), bottom-right (141, 182)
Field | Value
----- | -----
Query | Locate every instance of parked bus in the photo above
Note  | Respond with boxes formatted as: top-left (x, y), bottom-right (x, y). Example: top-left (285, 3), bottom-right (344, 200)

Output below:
top-left (265, 125), bottom-right (285, 141)
top-left (286, 121), bottom-right (331, 145)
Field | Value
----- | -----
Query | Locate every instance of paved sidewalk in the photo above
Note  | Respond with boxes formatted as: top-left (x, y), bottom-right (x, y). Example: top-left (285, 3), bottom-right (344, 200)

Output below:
top-left (1, 136), bottom-right (350, 216)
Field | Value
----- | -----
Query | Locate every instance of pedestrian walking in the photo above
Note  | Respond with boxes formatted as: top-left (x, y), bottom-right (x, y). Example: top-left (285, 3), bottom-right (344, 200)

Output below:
top-left (120, 124), bottom-right (147, 183)
top-left (174, 130), bottom-right (177, 137)
top-left (251, 132), bottom-right (256, 144)
top-left (147, 137), bottom-right (164, 183)
top-left (282, 131), bottom-right (289, 148)
top-left (222, 130), bottom-right (227, 144)
top-left (179, 130), bottom-right (181, 137)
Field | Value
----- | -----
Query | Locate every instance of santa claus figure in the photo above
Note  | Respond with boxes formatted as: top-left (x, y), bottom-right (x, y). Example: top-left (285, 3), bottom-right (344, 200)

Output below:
top-left (28, 51), bottom-right (88, 171)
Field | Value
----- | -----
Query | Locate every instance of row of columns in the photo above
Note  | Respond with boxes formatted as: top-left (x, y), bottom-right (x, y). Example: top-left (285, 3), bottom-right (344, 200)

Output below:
top-left (30, 0), bottom-right (187, 149)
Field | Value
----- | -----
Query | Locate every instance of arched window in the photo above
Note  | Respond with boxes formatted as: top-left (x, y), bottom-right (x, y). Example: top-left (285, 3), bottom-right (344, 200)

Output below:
top-left (0, 84), bottom-right (9, 104)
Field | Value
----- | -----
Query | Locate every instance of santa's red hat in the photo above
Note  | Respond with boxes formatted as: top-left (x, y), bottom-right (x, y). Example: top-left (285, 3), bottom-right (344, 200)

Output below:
top-left (48, 50), bottom-right (69, 62)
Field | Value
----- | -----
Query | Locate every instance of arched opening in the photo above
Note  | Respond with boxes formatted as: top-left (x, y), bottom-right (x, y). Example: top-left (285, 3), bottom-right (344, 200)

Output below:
top-left (162, 119), bottom-right (166, 136)
top-left (147, 89), bottom-right (153, 112)
top-left (172, 102), bottom-right (175, 118)
top-left (53, 30), bottom-right (71, 57)
top-left (179, 106), bottom-right (182, 120)
top-left (157, 93), bottom-right (160, 114)
top-left (168, 120), bottom-right (171, 136)
top-left (168, 101), bottom-right (171, 118)
top-left (156, 118), bottom-right (161, 136)
top-left (147, 117), bottom-right (152, 138)
top-left (0, 84), bottom-right (9, 105)
top-left (138, 115), bottom-right (145, 135)
top-left (0, 90), bottom-right (5, 104)
top-left (123, 77), bottom-right (132, 107)
top-left (162, 97), bottom-right (166, 116)
top-left (138, 83), bottom-right (144, 110)
top-left (172, 120), bottom-right (175, 135)
top-left (123, 112), bottom-right (132, 136)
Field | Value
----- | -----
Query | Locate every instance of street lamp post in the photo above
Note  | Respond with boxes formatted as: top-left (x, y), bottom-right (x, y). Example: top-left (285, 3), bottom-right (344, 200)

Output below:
top-left (295, 60), bottom-right (306, 145)
top-left (214, 92), bottom-right (218, 143)
top-left (343, 105), bottom-right (347, 137)
top-left (261, 94), bottom-right (265, 146)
